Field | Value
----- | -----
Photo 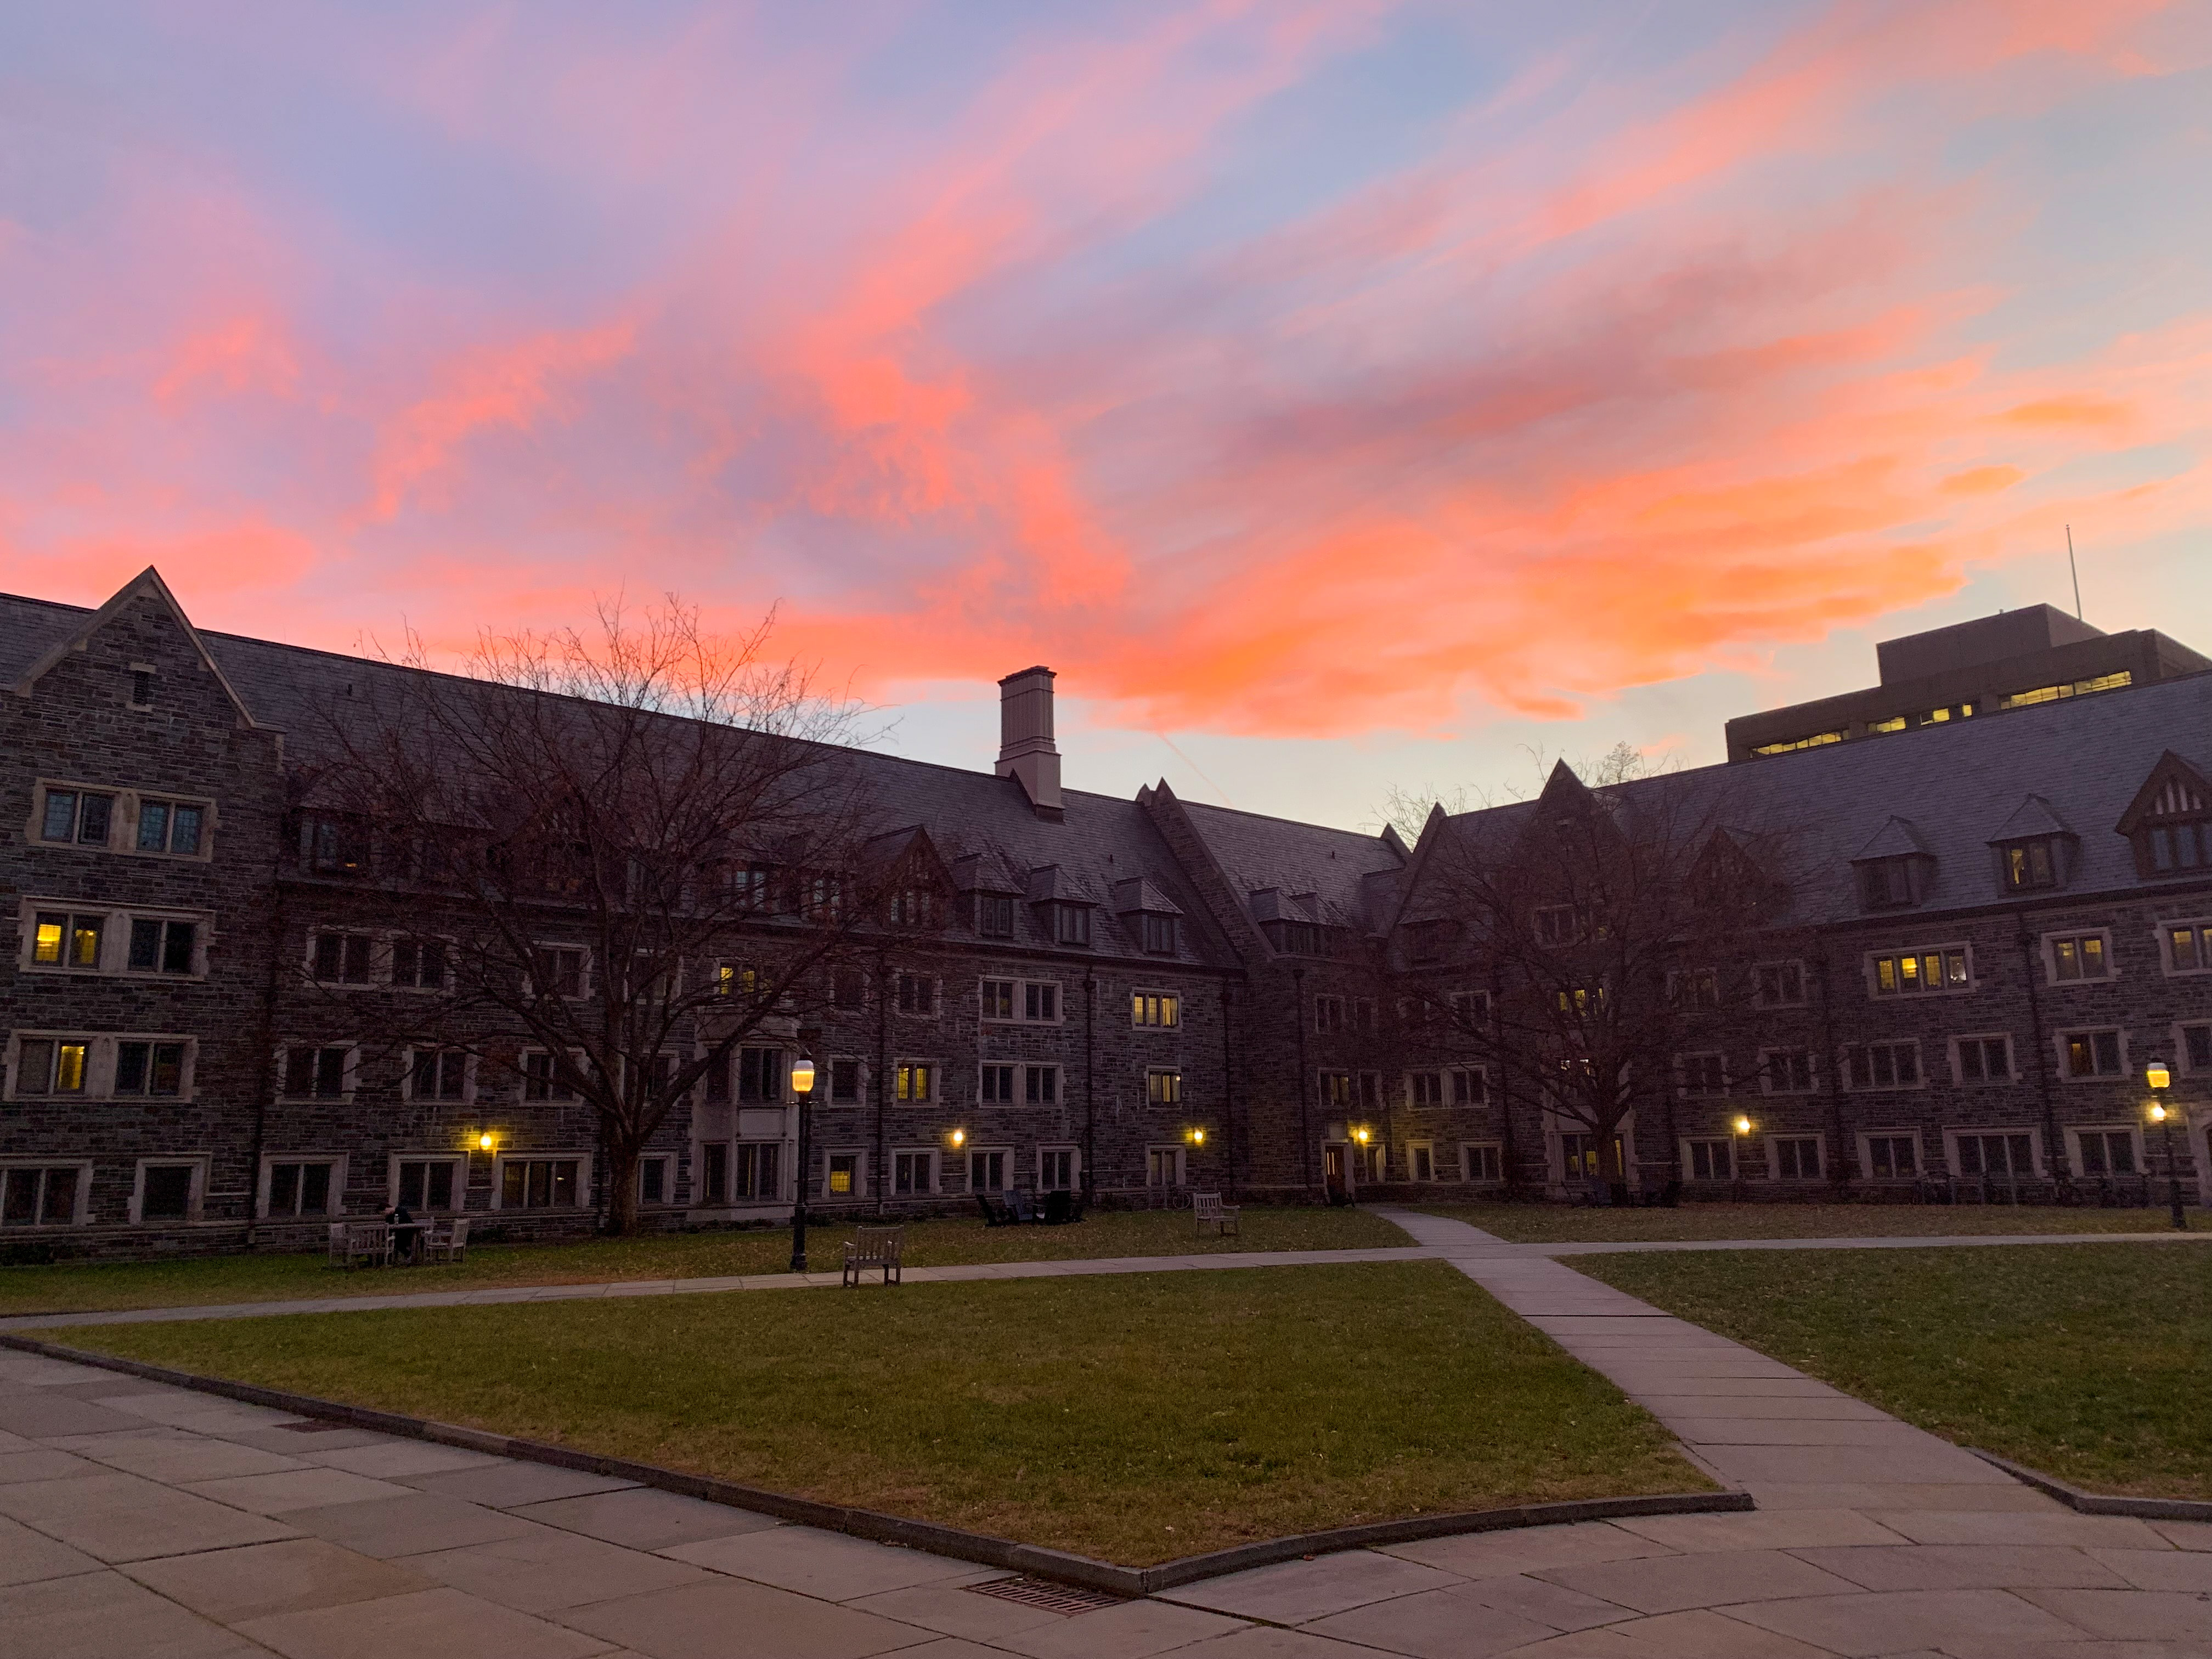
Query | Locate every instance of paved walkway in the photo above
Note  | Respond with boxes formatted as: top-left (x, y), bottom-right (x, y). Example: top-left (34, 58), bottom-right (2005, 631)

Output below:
top-left (4, 1211), bottom-right (2209, 1655)
top-left (4, 1226), bottom-right (2199, 1334)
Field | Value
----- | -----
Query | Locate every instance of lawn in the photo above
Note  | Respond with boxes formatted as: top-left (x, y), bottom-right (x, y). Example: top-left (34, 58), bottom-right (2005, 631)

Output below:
top-left (1575, 1242), bottom-right (2212, 1500)
top-left (0, 1205), bottom-right (1410, 1318)
top-left (42, 1261), bottom-right (1704, 1564)
top-left (1413, 1200), bottom-right (2188, 1245)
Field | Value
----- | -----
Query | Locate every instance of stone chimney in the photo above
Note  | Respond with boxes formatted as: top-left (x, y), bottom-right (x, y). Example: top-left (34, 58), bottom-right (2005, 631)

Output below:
top-left (996, 665), bottom-right (1062, 817)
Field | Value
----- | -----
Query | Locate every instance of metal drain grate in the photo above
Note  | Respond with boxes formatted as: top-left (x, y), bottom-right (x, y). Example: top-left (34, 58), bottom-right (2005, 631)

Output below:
top-left (967, 1576), bottom-right (1126, 1615)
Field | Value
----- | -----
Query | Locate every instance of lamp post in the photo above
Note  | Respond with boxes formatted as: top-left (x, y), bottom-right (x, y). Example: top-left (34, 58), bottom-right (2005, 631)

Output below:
top-left (2147, 1060), bottom-right (2186, 1232)
top-left (1732, 1115), bottom-right (1752, 1203)
top-left (788, 1046), bottom-right (819, 1273)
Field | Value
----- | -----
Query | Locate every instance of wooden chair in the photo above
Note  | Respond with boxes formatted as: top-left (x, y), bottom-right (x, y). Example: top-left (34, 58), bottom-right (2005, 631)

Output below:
top-left (426, 1217), bottom-right (471, 1264)
top-left (975, 1193), bottom-right (1017, 1227)
top-left (842, 1224), bottom-right (904, 1287)
top-left (1193, 1191), bottom-right (1240, 1237)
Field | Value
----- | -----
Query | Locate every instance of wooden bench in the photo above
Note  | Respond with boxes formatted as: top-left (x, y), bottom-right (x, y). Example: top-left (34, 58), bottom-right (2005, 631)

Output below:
top-left (328, 1221), bottom-right (392, 1269)
top-left (842, 1224), bottom-right (905, 1287)
top-left (1193, 1191), bottom-right (1239, 1237)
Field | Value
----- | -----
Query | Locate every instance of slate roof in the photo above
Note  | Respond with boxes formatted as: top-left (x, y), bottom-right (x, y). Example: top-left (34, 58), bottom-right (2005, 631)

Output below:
top-left (1423, 668), bottom-right (2212, 928)
top-left (1174, 799), bottom-right (1405, 934)
top-left (0, 588), bottom-right (1232, 968)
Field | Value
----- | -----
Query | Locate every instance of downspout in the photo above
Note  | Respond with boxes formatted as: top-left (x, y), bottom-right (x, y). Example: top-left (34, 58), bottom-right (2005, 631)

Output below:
top-left (1221, 981), bottom-right (1239, 1197)
top-left (874, 949), bottom-right (889, 1210)
top-left (2018, 916), bottom-right (2067, 1185)
top-left (1293, 966), bottom-right (1313, 1195)
top-left (246, 836), bottom-right (290, 1242)
top-left (1491, 966), bottom-right (1517, 1198)
top-left (1812, 934), bottom-right (1850, 1192)
top-left (1082, 974), bottom-right (1097, 1202)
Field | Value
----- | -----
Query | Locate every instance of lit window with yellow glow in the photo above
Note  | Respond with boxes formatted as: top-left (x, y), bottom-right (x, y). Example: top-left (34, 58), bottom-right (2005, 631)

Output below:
top-left (895, 1063), bottom-right (933, 1102)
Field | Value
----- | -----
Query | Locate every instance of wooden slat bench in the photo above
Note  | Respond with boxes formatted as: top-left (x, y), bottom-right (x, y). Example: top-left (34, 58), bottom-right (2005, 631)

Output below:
top-left (842, 1224), bottom-right (905, 1287)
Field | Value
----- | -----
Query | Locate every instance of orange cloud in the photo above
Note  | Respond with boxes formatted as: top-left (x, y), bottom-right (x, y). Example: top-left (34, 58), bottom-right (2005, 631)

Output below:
top-left (1941, 464), bottom-right (2025, 494)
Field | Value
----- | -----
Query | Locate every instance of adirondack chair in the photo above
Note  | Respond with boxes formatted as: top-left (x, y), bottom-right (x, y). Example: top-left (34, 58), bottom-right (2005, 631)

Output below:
top-left (1007, 1189), bottom-right (1040, 1223)
top-left (425, 1216), bottom-right (471, 1263)
top-left (975, 1193), bottom-right (1018, 1227)
top-left (842, 1224), bottom-right (905, 1287)
top-left (1193, 1191), bottom-right (1239, 1236)
top-left (1042, 1189), bottom-right (1086, 1225)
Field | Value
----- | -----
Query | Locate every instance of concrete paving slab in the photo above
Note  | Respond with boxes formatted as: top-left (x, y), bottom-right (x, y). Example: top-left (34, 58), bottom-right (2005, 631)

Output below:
top-left (663, 1522), bottom-right (980, 1600)
top-left (1541, 1548), bottom-right (1863, 1614)
top-left (0, 1469), bottom-right (298, 1562)
top-left (399, 1461), bottom-right (639, 1508)
top-left (1691, 1444), bottom-right (2013, 1487)
top-left (2013, 1587), bottom-right (2212, 1643)
top-left (1379, 1522), bottom-right (1675, 1579)
top-left (556, 1574), bottom-right (938, 1659)
top-left (2091, 1547), bottom-right (2212, 1590)
top-left (1161, 1549), bottom-right (1464, 1623)
top-left (510, 1485), bottom-right (782, 1551)
top-left (1300, 1583), bottom-right (1566, 1659)
top-left (1662, 1419), bottom-right (1944, 1447)
top-left (121, 1536), bottom-right (436, 1623)
top-left (2151, 1519), bottom-right (2212, 1551)
top-left (236, 1582), bottom-right (618, 1659)
top-left (0, 1509), bottom-right (104, 1585)
top-left (283, 1491), bottom-right (547, 1558)
top-left (994, 1597), bottom-right (1248, 1659)
top-left (1867, 1510), bottom-right (2176, 1549)
top-left (0, 1391), bottom-right (150, 1437)
top-left (1726, 1587), bottom-right (2091, 1655)
top-left (215, 1423), bottom-right (394, 1454)
top-left (1628, 1395), bottom-right (1887, 1421)
top-left (404, 1524), bottom-right (712, 1612)
top-left (1449, 1572), bottom-right (1637, 1631)
top-left (1791, 1543), bottom-right (2130, 1591)
top-left (1618, 1379), bottom-right (1854, 1400)
top-left (0, 1566), bottom-right (270, 1659)
top-left (842, 1581), bottom-right (1070, 1641)
top-left (1612, 1510), bottom-right (1910, 1553)
top-left (301, 1438), bottom-right (502, 1479)
top-left (55, 1425), bottom-right (312, 1483)
top-left (0, 1445), bottom-right (104, 1482)
top-left (0, 1353), bottom-right (111, 1385)
top-left (1167, 1626), bottom-right (1412, 1659)
top-left (1476, 1606), bottom-right (1835, 1656)
top-left (1745, 1482), bottom-right (2058, 1513)
top-left (185, 1467), bottom-right (420, 1514)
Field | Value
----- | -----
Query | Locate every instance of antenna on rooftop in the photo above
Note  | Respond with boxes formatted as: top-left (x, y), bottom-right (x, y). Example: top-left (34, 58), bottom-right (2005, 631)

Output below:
top-left (2066, 524), bottom-right (2084, 622)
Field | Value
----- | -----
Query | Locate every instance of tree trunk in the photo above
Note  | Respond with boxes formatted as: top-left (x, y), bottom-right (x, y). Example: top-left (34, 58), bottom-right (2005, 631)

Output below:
top-left (602, 1141), bottom-right (640, 1235)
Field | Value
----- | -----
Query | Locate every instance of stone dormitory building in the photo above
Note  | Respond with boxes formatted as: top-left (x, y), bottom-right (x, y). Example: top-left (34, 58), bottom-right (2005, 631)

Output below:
top-left (2, 569), bottom-right (2209, 1254)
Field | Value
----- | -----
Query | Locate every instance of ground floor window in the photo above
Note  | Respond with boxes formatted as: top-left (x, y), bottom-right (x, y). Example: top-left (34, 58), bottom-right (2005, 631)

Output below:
top-left (1350, 1142), bottom-right (1383, 1184)
top-left (1040, 1148), bottom-right (1077, 1192)
top-left (969, 1149), bottom-right (1009, 1192)
top-left (1685, 1138), bottom-right (1732, 1181)
top-left (894, 1150), bottom-right (934, 1195)
top-left (395, 1157), bottom-right (461, 1211)
top-left (639, 1155), bottom-right (671, 1205)
top-left (826, 1152), bottom-right (861, 1197)
top-left (1, 1165), bottom-right (83, 1226)
top-left (2075, 1129), bottom-right (2137, 1177)
top-left (1559, 1132), bottom-right (1623, 1181)
top-left (1865, 1134), bottom-right (1918, 1178)
top-left (500, 1157), bottom-right (582, 1209)
top-left (1407, 1142), bottom-right (1435, 1182)
top-left (1146, 1146), bottom-right (1185, 1187)
top-left (1954, 1131), bottom-right (2035, 1177)
top-left (1770, 1136), bottom-right (1822, 1180)
top-left (135, 1160), bottom-right (201, 1222)
top-left (266, 1159), bottom-right (338, 1217)
top-left (1462, 1143), bottom-right (1502, 1182)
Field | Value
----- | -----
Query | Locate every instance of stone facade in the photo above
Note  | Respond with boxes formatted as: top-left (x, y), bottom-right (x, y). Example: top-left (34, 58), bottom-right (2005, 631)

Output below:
top-left (2, 571), bottom-right (2208, 1257)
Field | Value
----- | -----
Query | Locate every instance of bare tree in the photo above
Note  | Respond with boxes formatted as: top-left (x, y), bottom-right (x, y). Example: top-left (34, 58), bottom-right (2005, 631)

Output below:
top-left (296, 599), bottom-right (902, 1233)
top-left (1404, 761), bottom-right (1791, 1194)
top-left (1370, 741), bottom-right (1672, 842)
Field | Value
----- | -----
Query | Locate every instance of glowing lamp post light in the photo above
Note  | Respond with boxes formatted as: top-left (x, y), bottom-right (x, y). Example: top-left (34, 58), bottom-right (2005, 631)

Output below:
top-left (2146, 1060), bottom-right (2187, 1232)
top-left (788, 1045), bottom-right (819, 1273)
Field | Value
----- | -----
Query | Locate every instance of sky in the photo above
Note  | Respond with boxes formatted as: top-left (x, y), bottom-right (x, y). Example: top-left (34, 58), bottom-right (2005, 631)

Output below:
top-left (3, 1), bottom-right (2210, 830)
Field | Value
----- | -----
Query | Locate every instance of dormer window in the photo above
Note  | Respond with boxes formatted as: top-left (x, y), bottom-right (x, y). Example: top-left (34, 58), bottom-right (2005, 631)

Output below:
top-left (2117, 754), bottom-right (2212, 879)
top-left (975, 893), bottom-right (1015, 937)
top-left (2000, 838), bottom-right (2061, 891)
top-left (1859, 856), bottom-right (1920, 909)
top-left (1054, 903), bottom-right (1091, 946)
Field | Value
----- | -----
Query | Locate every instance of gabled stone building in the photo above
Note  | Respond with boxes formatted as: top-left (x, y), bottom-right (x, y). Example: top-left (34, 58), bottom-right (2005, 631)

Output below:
top-left (2, 573), bottom-right (2205, 1255)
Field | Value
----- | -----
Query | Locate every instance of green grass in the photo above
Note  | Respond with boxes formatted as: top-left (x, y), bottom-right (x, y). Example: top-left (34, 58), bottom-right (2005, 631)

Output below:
top-left (0, 1205), bottom-right (1410, 1318)
top-left (44, 1262), bottom-right (1704, 1565)
top-left (1413, 1200), bottom-right (2189, 1244)
top-left (1575, 1242), bottom-right (2212, 1500)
